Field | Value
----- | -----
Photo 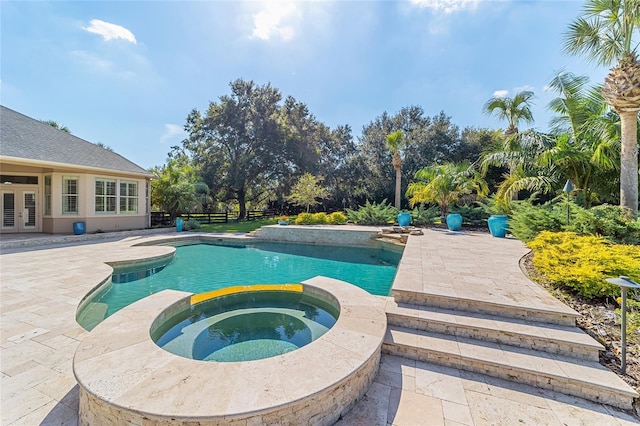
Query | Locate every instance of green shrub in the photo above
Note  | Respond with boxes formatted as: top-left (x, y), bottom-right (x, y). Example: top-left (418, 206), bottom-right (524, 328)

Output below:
top-left (327, 211), bottom-right (347, 225)
top-left (568, 204), bottom-right (640, 245)
top-left (509, 200), bottom-right (565, 242)
top-left (294, 212), bottom-right (327, 225)
top-left (528, 231), bottom-right (640, 299)
top-left (346, 200), bottom-right (398, 225)
top-left (409, 204), bottom-right (439, 226)
top-left (184, 219), bottom-right (201, 231)
top-left (450, 204), bottom-right (490, 226)
top-left (311, 213), bottom-right (327, 224)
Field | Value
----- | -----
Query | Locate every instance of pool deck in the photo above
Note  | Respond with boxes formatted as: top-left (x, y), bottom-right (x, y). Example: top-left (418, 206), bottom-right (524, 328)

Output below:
top-left (1, 227), bottom-right (638, 425)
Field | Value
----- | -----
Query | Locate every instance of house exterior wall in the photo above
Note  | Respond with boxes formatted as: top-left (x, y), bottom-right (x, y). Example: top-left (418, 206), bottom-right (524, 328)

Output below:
top-left (0, 164), bottom-right (150, 234)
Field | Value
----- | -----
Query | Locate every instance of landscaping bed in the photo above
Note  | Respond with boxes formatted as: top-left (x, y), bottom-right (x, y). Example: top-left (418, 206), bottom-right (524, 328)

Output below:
top-left (522, 252), bottom-right (640, 392)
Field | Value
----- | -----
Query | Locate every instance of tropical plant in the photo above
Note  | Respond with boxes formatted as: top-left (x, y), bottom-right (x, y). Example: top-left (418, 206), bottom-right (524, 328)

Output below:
top-left (542, 70), bottom-right (621, 208)
top-left (406, 162), bottom-right (488, 222)
top-left (386, 130), bottom-right (405, 210)
top-left (409, 204), bottom-right (439, 227)
top-left (150, 159), bottom-right (200, 224)
top-left (564, 0), bottom-right (640, 219)
top-left (509, 199), bottom-right (566, 242)
top-left (483, 91), bottom-right (535, 136)
top-left (346, 199), bottom-right (398, 225)
top-left (287, 173), bottom-right (329, 212)
top-left (481, 130), bottom-right (555, 205)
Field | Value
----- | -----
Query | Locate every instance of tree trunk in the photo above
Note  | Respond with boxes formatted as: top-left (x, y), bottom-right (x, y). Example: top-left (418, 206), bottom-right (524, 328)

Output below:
top-left (394, 168), bottom-right (402, 210)
top-left (237, 188), bottom-right (247, 220)
top-left (619, 110), bottom-right (639, 219)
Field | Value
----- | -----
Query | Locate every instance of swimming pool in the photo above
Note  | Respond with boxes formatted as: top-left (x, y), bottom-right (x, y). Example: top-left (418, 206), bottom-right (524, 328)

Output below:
top-left (152, 285), bottom-right (340, 362)
top-left (77, 240), bottom-right (401, 330)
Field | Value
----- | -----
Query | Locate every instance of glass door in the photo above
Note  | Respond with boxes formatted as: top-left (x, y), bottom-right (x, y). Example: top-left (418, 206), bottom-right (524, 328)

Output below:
top-left (0, 189), bottom-right (39, 232)
top-left (22, 191), bottom-right (37, 230)
top-left (1, 191), bottom-right (16, 231)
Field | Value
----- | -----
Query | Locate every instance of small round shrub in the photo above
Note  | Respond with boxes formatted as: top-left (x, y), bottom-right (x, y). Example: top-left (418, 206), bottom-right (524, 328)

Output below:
top-left (294, 213), bottom-right (328, 225)
top-left (327, 211), bottom-right (347, 225)
top-left (294, 213), bottom-right (314, 224)
top-left (311, 213), bottom-right (327, 224)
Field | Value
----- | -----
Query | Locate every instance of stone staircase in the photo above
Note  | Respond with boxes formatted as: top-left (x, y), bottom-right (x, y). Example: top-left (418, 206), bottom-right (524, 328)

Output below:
top-left (382, 289), bottom-right (639, 410)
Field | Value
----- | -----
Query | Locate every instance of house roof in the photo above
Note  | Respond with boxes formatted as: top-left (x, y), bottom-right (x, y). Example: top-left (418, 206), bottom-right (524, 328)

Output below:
top-left (0, 105), bottom-right (152, 177)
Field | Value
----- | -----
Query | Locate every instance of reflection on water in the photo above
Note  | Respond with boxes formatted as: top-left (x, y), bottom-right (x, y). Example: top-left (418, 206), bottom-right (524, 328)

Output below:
top-left (193, 312), bottom-right (311, 361)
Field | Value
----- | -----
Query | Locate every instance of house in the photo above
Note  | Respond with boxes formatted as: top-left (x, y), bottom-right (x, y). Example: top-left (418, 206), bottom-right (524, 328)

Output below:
top-left (0, 105), bottom-right (153, 234)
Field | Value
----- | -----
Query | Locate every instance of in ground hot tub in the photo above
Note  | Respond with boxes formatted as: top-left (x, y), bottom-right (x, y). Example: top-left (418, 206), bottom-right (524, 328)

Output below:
top-left (151, 284), bottom-right (339, 362)
top-left (73, 277), bottom-right (387, 426)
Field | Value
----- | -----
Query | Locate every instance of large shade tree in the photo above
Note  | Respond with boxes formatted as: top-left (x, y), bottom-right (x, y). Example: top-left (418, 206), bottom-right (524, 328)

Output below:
top-left (564, 0), bottom-right (640, 218)
top-left (183, 80), bottom-right (285, 219)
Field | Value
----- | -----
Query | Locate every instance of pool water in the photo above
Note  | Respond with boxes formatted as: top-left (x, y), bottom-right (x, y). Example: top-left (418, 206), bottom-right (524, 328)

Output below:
top-left (77, 241), bottom-right (400, 330)
top-left (152, 290), bottom-right (339, 362)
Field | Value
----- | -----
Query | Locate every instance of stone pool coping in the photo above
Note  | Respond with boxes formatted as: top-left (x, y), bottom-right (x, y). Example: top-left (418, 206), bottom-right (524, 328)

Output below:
top-left (73, 276), bottom-right (387, 425)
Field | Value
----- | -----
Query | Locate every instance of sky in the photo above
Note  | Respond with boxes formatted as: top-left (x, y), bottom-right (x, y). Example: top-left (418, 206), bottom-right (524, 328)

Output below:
top-left (1, 0), bottom-right (610, 170)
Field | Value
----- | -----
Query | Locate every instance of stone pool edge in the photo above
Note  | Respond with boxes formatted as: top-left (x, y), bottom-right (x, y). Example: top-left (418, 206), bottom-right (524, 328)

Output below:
top-left (72, 276), bottom-right (387, 425)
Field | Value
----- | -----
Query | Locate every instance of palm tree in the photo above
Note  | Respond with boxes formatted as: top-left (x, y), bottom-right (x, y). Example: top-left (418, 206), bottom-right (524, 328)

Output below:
top-left (386, 130), bottom-right (404, 210)
top-left (564, 0), bottom-right (640, 219)
top-left (481, 130), bottom-right (555, 206)
top-left (406, 161), bottom-right (488, 222)
top-left (483, 91), bottom-right (535, 136)
top-left (542, 71), bottom-right (621, 207)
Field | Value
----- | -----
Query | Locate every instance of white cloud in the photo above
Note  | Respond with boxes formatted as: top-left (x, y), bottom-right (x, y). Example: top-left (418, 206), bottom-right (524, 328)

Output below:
top-left (410, 0), bottom-right (480, 14)
top-left (83, 19), bottom-right (137, 44)
top-left (160, 124), bottom-right (186, 144)
top-left (493, 90), bottom-right (509, 98)
top-left (251, 1), bottom-right (298, 41)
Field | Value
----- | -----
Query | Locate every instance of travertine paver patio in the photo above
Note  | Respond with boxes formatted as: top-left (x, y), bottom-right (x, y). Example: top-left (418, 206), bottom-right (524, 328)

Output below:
top-left (1, 229), bottom-right (638, 425)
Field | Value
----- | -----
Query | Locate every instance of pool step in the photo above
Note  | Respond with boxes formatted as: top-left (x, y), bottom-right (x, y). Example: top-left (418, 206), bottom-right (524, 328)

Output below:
top-left (385, 301), bottom-right (603, 361)
top-left (392, 289), bottom-right (578, 326)
top-left (382, 325), bottom-right (638, 410)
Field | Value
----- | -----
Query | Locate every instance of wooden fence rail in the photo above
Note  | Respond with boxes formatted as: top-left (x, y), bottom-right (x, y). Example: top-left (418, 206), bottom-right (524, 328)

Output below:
top-left (246, 209), bottom-right (278, 221)
top-left (150, 212), bottom-right (232, 227)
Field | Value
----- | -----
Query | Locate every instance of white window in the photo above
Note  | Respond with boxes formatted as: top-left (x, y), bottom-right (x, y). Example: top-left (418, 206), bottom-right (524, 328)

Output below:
top-left (119, 181), bottom-right (138, 213)
top-left (62, 176), bottom-right (78, 214)
top-left (44, 175), bottom-right (52, 216)
top-left (95, 179), bottom-right (117, 213)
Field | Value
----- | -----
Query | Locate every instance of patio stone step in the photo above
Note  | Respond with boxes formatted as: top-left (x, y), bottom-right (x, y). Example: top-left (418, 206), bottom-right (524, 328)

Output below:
top-left (385, 301), bottom-right (603, 361)
top-left (382, 325), bottom-right (638, 410)
top-left (392, 289), bottom-right (578, 326)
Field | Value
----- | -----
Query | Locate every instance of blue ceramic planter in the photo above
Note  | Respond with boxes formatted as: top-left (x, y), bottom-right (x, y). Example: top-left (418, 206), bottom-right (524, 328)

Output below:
top-left (176, 218), bottom-right (183, 232)
top-left (488, 215), bottom-right (508, 238)
top-left (446, 213), bottom-right (462, 231)
top-left (397, 212), bottom-right (411, 227)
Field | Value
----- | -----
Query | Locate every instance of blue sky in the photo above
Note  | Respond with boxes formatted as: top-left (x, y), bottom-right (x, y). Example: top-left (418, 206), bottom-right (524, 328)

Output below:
top-left (2, 1), bottom-right (608, 170)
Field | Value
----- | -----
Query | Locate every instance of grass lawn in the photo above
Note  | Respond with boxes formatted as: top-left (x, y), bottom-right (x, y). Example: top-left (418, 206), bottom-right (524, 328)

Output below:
top-left (197, 218), bottom-right (278, 233)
